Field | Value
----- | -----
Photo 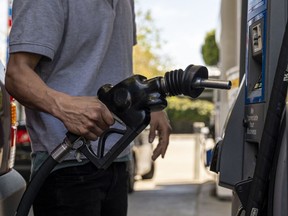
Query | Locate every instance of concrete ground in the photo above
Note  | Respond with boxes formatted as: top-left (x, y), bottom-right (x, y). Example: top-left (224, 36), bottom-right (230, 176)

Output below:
top-left (197, 182), bottom-right (232, 216)
top-left (128, 180), bottom-right (232, 216)
top-left (128, 134), bottom-right (232, 216)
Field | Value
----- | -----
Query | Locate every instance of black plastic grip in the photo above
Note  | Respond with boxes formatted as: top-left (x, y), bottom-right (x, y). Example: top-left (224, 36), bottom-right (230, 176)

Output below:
top-left (66, 131), bottom-right (81, 143)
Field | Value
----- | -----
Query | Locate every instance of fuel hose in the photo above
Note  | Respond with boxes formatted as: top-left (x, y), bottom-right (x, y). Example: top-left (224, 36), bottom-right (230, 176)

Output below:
top-left (245, 20), bottom-right (288, 216)
top-left (15, 133), bottom-right (79, 216)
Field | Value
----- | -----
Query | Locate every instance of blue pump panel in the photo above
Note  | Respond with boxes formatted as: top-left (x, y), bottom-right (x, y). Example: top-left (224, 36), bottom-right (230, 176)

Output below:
top-left (248, 0), bottom-right (266, 20)
top-left (245, 0), bottom-right (268, 105)
top-left (244, 0), bottom-right (268, 142)
top-left (245, 12), bottom-right (267, 104)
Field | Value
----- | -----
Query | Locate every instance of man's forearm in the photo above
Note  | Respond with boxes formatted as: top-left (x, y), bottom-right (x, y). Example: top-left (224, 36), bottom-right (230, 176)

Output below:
top-left (5, 53), bottom-right (68, 118)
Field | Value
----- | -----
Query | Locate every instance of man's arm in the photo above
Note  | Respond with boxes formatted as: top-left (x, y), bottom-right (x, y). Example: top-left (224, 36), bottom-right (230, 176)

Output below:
top-left (6, 52), bottom-right (114, 140)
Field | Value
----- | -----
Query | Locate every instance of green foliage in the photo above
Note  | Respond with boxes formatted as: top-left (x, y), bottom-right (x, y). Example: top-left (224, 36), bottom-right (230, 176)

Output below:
top-left (135, 10), bottom-right (161, 52)
top-left (133, 9), bottom-right (171, 78)
top-left (201, 30), bottom-right (219, 66)
top-left (165, 97), bottom-right (214, 133)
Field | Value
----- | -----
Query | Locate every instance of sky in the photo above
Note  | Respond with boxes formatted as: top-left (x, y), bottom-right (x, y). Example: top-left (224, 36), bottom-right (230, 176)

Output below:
top-left (0, 0), bottom-right (221, 68)
top-left (136, 0), bottom-right (221, 69)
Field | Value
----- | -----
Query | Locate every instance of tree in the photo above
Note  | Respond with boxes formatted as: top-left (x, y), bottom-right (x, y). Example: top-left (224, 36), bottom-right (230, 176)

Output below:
top-left (134, 6), bottom-right (215, 133)
top-left (201, 30), bottom-right (219, 66)
top-left (133, 9), bottom-right (171, 78)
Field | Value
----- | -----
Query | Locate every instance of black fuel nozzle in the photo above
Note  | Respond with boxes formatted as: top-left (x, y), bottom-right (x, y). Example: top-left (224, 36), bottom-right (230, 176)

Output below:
top-left (99, 65), bottom-right (231, 112)
top-left (79, 64), bottom-right (231, 169)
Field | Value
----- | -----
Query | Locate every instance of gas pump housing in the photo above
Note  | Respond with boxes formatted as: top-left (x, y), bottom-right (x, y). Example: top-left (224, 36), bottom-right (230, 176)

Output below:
top-left (212, 0), bottom-right (288, 211)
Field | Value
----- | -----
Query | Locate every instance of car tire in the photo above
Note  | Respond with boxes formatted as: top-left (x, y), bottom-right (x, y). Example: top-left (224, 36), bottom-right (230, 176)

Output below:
top-left (127, 154), bottom-right (136, 193)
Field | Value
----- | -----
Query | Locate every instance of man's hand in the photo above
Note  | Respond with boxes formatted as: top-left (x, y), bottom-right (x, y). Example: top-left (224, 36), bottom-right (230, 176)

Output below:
top-left (149, 111), bottom-right (172, 161)
top-left (6, 52), bottom-right (114, 141)
top-left (56, 95), bottom-right (114, 141)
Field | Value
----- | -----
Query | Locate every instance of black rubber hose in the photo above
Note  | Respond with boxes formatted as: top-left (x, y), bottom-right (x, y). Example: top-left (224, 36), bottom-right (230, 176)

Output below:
top-left (15, 132), bottom-right (79, 216)
top-left (245, 20), bottom-right (288, 215)
top-left (266, 111), bottom-right (286, 215)
top-left (15, 156), bottom-right (58, 216)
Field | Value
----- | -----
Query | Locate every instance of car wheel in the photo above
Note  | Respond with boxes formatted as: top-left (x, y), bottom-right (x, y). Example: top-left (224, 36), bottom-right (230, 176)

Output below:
top-left (127, 154), bottom-right (136, 193)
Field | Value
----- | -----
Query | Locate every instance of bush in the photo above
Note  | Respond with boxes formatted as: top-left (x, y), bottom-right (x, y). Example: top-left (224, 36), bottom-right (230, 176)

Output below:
top-left (165, 97), bottom-right (214, 133)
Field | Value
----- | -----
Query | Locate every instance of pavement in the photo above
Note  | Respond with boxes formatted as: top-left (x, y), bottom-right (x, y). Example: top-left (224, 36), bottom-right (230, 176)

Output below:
top-left (128, 134), bottom-right (232, 216)
top-left (128, 180), bottom-right (232, 216)
top-left (197, 181), bottom-right (232, 216)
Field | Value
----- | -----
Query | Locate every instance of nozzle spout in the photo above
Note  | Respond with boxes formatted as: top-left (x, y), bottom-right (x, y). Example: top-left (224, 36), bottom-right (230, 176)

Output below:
top-left (193, 78), bottom-right (232, 90)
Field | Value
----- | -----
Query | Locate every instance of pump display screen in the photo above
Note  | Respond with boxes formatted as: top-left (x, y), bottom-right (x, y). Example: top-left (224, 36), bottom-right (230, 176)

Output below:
top-left (248, 0), bottom-right (265, 13)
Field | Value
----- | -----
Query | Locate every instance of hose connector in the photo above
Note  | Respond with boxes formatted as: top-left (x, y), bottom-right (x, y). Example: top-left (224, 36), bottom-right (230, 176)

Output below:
top-left (51, 133), bottom-right (85, 163)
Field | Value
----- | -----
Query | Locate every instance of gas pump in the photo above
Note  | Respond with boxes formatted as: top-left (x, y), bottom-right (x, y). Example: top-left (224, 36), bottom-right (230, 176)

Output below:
top-left (211, 0), bottom-right (288, 215)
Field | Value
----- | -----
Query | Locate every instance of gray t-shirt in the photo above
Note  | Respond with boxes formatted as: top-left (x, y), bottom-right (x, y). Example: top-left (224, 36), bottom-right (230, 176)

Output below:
top-left (9, 0), bottom-right (136, 161)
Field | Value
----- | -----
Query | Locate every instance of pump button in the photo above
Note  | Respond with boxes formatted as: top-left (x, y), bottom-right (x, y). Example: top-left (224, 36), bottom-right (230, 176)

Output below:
top-left (251, 21), bottom-right (263, 57)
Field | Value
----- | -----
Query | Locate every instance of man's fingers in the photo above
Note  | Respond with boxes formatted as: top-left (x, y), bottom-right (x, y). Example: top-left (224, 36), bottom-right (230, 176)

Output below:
top-left (152, 146), bottom-right (162, 161)
top-left (151, 138), bottom-right (169, 161)
top-left (101, 106), bottom-right (115, 126)
top-left (160, 137), bottom-right (169, 158)
top-left (149, 125), bottom-right (156, 143)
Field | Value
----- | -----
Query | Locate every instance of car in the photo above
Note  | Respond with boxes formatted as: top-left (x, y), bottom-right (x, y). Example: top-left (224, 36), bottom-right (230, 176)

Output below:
top-left (14, 104), bottom-right (155, 193)
top-left (128, 126), bottom-right (155, 193)
top-left (14, 102), bottom-right (31, 182)
top-left (0, 61), bottom-right (26, 216)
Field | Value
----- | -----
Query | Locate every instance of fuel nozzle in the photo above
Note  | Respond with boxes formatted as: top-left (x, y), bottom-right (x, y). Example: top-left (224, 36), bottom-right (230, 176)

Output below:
top-left (81, 64), bottom-right (231, 169)
top-left (98, 64), bottom-right (231, 114)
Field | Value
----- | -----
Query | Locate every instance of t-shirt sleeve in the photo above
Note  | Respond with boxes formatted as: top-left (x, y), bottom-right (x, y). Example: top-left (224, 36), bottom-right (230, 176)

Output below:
top-left (130, 0), bottom-right (137, 46)
top-left (9, 0), bottom-right (65, 61)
